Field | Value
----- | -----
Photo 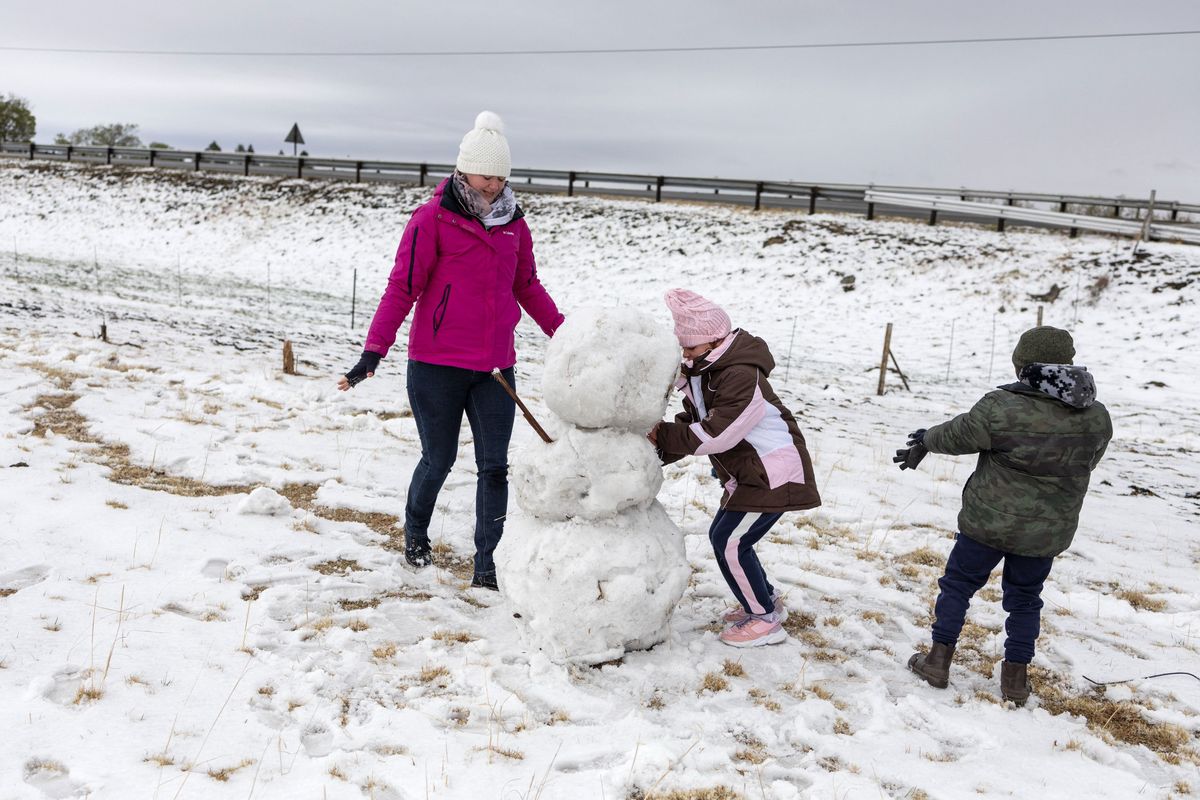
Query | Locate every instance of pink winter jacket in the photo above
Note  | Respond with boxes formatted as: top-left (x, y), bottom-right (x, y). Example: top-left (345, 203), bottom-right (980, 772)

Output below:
top-left (364, 179), bottom-right (563, 371)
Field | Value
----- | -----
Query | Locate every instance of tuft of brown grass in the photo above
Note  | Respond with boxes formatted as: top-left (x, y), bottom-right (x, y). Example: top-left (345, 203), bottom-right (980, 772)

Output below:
top-left (257, 685), bottom-right (275, 697)
top-left (477, 744), bottom-right (525, 761)
top-left (328, 765), bottom-right (348, 781)
top-left (833, 718), bottom-right (852, 735)
top-left (205, 758), bottom-right (255, 782)
top-left (782, 611), bottom-right (816, 636)
top-left (144, 753), bottom-right (175, 768)
top-left (418, 665), bottom-right (450, 685)
top-left (646, 691), bottom-right (666, 710)
top-left (900, 546), bottom-right (945, 567)
top-left (860, 610), bottom-right (886, 624)
top-left (431, 630), bottom-right (474, 644)
top-left (105, 500), bottom-right (128, 510)
top-left (701, 672), bottom-right (729, 693)
top-left (1114, 589), bottom-right (1167, 613)
top-left (73, 684), bottom-right (103, 704)
top-left (721, 659), bottom-right (745, 678)
top-left (372, 643), bottom-right (398, 660)
top-left (345, 618), bottom-right (369, 632)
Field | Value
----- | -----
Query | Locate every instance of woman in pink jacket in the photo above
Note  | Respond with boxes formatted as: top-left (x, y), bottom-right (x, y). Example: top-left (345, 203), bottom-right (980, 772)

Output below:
top-left (338, 111), bottom-right (564, 590)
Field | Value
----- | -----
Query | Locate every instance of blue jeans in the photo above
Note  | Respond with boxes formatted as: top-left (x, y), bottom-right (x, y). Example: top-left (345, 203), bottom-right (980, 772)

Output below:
top-left (709, 509), bottom-right (783, 615)
top-left (404, 361), bottom-right (515, 578)
top-left (931, 533), bottom-right (1054, 664)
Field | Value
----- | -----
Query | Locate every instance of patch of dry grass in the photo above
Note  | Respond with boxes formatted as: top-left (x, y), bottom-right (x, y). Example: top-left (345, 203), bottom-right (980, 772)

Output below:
top-left (418, 665), bottom-right (450, 686)
top-left (900, 546), bottom-right (945, 567)
top-left (1114, 589), bottom-right (1167, 613)
top-left (748, 687), bottom-right (781, 712)
top-left (782, 611), bottom-right (816, 636)
top-left (431, 630), bottom-right (475, 644)
top-left (205, 758), bottom-right (255, 782)
top-left (630, 788), bottom-right (742, 800)
top-left (372, 643), bottom-right (398, 660)
top-left (1033, 667), bottom-right (1198, 762)
top-left (700, 672), bottom-right (729, 693)
top-left (312, 558), bottom-right (361, 576)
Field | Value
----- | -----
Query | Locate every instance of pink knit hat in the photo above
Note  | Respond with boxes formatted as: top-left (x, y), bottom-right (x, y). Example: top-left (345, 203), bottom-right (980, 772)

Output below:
top-left (664, 288), bottom-right (732, 347)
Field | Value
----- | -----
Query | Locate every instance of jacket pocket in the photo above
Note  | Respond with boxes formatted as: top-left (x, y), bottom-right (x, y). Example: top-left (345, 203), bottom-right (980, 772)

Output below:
top-left (432, 284), bottom-right (452, 337)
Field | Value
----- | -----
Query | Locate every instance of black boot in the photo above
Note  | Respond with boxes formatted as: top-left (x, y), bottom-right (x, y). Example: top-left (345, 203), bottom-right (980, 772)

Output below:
top-left (470, 572), bottom-right (499, 591)
top-left (1000, 661), bottom-right (1031, 706)
top-left (907, 642), bottom-right (955, 689)
top-left (405, 537), bottom-right (432, 569)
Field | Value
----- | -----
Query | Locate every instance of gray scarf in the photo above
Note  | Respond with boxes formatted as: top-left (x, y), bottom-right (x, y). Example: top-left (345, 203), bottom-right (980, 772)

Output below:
top-left (1018, 363), bottom-right (1097, 409)
top-left (451, 170), bottom-right (517, 229)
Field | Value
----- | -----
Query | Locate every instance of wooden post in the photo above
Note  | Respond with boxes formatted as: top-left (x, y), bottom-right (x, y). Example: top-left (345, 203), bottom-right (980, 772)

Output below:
top-left (99, 322), bottom-right (108, 343)
top-left (808, 187), bottom-right (818, 215)
top-left (28, 142), bottom-right (34, 159)
top-left (655, 176), bottom-right (664, 202)
top-left (149, 148), bottom-right (156, 167)
top-left (877, 323), bottom-right (893, 396)
top-left (753, 182), bottom-right (763, 211)
top-left (296, 157), bottom-right (304, 180)
top-left (282, 340), bottom-right (296, 375)
top-left (355, 161), bottom-right (362, 182)
top-left (244, 155), bottom-right (251, 176)
top-left (419, 163), bottom-right (428, 187)
top-left (568, 171), bottom-right (576, 197)
top-left (1037, 306), bottom-right (1043, 326)
top-left (928, 208), bottom-right (938, 226)
top-left (866, 201), bottom-right (875, 220)
top-left (106, 147), bottom-right (113, 165)
top-left (1140, 189), bottom-right (1157, 243)
top-left (193, 152), bottom-right (201, 171)
top-left (66, 145), bottom-right (73, 162)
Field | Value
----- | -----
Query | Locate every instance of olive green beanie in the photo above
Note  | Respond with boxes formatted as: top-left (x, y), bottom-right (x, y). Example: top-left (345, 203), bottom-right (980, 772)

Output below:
top-left (1012, 326), bottom-right (1075, 370)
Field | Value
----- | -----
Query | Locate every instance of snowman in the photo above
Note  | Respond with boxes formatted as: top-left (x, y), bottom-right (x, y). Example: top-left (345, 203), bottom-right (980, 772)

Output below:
top-left (494, 306), bottom-right (690, 665)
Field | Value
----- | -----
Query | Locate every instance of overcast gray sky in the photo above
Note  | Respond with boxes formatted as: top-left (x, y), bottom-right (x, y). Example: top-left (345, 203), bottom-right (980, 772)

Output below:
top-left (4, 0), bottom-right (1198, 199)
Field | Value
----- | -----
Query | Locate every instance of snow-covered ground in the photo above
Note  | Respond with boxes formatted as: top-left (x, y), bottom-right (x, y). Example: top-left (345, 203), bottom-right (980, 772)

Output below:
top-left (1, 160), bottom-right (1198, 799)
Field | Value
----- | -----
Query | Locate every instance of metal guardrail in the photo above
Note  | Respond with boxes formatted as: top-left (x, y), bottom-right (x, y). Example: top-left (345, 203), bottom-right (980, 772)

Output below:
top-left (3, 141), bottom-right (1198, 240)
top-left (864, 191), bottom-right (1200, 244)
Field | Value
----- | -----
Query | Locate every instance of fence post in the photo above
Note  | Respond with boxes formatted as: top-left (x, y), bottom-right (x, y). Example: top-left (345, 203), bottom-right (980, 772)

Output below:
top-left (244, 155), bottom-right (251, 176)
top-left (296, 157), bottom-right (304, 180)
top-left (928, 208), bottom-right (938, 226)
top-left (419, 163), bottom-right (428, 187)
top-left (808, 186), bottom-right (818, 215)
top-left (753, 182), bottom-right (763, 211)
top-left (866, 201), bottom-right (875, 221)
top-left (355, 161), bottom-right (362, 182)
top-left (106, 147), bottom-right (113, 165)
top-left (997, 216), bottom-right (1006, 232)
top-left (193, 152), bottom-right (200, 171)
top-left (1058, 200), bottom-right (1068, 213)
top-left (877, 323), bottom-right (893, 396)
top-left (149, 148), bottom-right (156, 167)
top-left (66, 145), bottom-right (73, 162)
top-left (28, 142), bottom-right (34, 159)
top-left (655, 176), bottom-right (664, 202)
top-left (568, 171), bottom-right (576, 197)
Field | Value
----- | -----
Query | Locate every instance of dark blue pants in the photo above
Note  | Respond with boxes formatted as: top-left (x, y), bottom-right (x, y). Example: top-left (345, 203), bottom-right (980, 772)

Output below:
top-left (709, 509), bottom-right (783, 616)
top-left (404, 361), bottom-right (515, 579)
top-left (931, 533), bottom-right (1054, 664)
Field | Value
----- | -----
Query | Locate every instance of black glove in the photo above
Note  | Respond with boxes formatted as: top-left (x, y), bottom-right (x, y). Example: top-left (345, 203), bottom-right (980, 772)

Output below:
top-left (893, 428), bottom-right (928, 471)
top-left (343, 351), bottom-right (382, 387)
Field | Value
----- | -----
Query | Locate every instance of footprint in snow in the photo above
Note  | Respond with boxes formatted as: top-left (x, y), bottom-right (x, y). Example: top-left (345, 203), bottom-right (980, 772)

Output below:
top-left (23, 757), bottom-right (86, 799)
top-left (301, 721), bottom-right (334, 757)
top-left (0, 564), bottom-right (50, 596)
top-left (201, 558), bottom-right (229, 579)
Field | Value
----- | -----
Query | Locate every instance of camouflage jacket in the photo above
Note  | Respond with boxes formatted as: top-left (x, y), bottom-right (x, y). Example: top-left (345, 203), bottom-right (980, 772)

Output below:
top-left (922, 366), bottom-right (1112, 557)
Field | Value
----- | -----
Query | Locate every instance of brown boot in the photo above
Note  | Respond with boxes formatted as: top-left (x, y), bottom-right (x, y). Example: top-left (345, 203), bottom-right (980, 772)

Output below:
top-left (907, 642), bottom-right (954, 689)
top-left (1000, 661), bottom-right (1031, 706)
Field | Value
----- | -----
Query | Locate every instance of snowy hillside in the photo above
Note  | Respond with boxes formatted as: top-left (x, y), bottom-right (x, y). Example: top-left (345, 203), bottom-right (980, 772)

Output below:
top-left (1, 160), bottom-right (1198, 800)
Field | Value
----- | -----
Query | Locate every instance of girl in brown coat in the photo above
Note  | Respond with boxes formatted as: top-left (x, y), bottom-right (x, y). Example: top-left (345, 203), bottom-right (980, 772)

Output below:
top-left (651, 289), bottom-right (820, 647)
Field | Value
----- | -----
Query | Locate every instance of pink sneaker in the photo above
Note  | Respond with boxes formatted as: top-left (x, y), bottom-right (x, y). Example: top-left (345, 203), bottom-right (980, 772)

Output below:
top-left (718, 617), bottom-right (787, 648)
top-left (722, 596), bottom-right (787, 624)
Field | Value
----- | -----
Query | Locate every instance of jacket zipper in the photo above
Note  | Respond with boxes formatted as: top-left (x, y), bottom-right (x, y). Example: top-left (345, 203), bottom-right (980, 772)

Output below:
top-left (432, 284), bottom-right (452, 336)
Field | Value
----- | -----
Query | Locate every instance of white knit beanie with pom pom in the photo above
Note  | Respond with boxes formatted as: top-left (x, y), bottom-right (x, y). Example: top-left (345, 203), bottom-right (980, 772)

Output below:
top-left (456, 111), bottom-right (511, 178)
